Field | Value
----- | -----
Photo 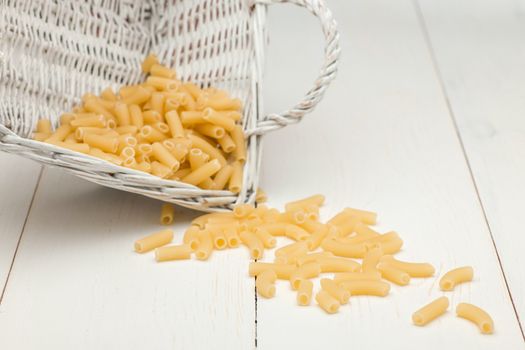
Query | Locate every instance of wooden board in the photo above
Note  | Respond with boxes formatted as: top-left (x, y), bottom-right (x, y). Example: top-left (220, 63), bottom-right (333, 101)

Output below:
top-left (418, 0), bottom-right (525, 332)
top-left (256, 0), bottom-right (524, 348)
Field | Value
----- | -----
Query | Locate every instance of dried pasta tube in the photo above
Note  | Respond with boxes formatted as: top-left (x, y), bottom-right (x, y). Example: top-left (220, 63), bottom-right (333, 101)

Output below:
top-left (254, 227), bottom-right (277, 248)
top-left (33, 132), bottom-right (51, 141)
top-left (191, 212), bottom-right (234, 228)
top-left (412, 296), bottom-right (449, 326)
top-left (122, 157), bottom-right (137, 168)
top-left (150, 64), bottom-right (176, 79)
top-left (202, 97), bottom-right (242, 111)
top-left (83, 134), bottom-right (118, 153)
top-left (321, 239), bottom-right (367, 259)
top-left (151, 161), bottom-right (172, 178)
top-left (152, 122), bottom-right (170, 135)
top-left (140, 125), bottom-right (167, 143)
top-left (195, 230), bottom-right (213, 260)
top-left (224, 225), bottom-right (240, 248)
top-left (152, 142), bottom-right (180, 170)
top-left (239, 231), bottom-right (264, 259)
top-left (361, 246), bottom-right (383, 273)
top-left (296, 252), bottom-right (334, 266)
top-left (217, 133), bottom-right (236, 153)
top-left (143, 111), bottom-right (162, 124)
top-left (212, 164), bottom-right (234, 190)
top-left (377, 263), bottom-right (410, 286)
top-left (89, 148), bottom-right (123, 165)
top-left (188, 148), bottom-right (209, 170)
top-left (439, 266), bottom-right (474, 291)
top-left (305, 226), bottom-right (330, 250)
top-left (164, 110), bottom-right (185, 138)
top-left (333, 216), bottom-right (360, 237)
top-left (150, 92), bottom-right (165, 114)
top-left (368, 235), bottom-right (403, 255)
top-left (234, 204), bottom-right (255, 218)
top-left (258, 223), bottom-right (286, 236)
top-left (142, 53), bottom-right (159, 73)
top-left (182, 159), bottom-right (221, 185)
top-left (300, 218), bottom-right (323, 234)
top-left (305, 205), bottom-right (320, 221)
top-left (456, 303), bottom-right (494, 334)
top-left (145, 76), bottom-right (180, 91)
top-left (160, 203), bottom-right (175, 225)
top-left (155, 244), bottom-right (192, 262)
top-left (354, 222), bottom-right (381, 238)
top-left (321, 278), bottom-right (350, 304)
top-left (169, 143), bottom-right (189, 163)
top-left (119, 85), bottom-right (140, 98)
top-left (297, 280), bottom-right (313, 306)
top-left (131, 161), bottom-right (151, 174)
top-left (115, 126), bottom-right (138, 135)
top-left (120, 146), bottom-right (136, 159)
top-left (117, 135), bottom-right (137, 153)
top-left (60, 113), bottom-right (77, 124)
top-left (171, 167), bottom-right (191, 181)
top-left (137, 143), bottom-right (153, 156)
top-left (290, 262), bottom-right (321, 290)
top-left (327, 209), bottom-right (353, 227)
top-left (128, 104), bottom-right (144, 128)
top-left (256, 269), bottom-right (277, 298)
top-left (343, 207), bottom-right (377, 225)
top-left (275, 241), bottom-right (308, 258)
top-left (181, 111), bottom-right (206, 126)
top-left (84, 99), bottom-right (116, 122)
top-left (203, 108), bottom-right (236, 131)
top-left (380, 255), bottom-right (435, 277)
top-left (36, 119), bottom-right (52, 134)
top-left (64, 133), bottom-right (77, 143)
top-left (285, 195), bottom-right (325, 212)
top-left (317, 257), bottom-right (361, 273)
top-left (248, 262), bottom-right (296, 279)
top-left (339, 280), bottom-right (390, 297)
top-left (195, 124), bottom-right (226, 139)
top-left (229, 161), bottom-right (243, 193)
top-left (114, 102), bottom-right (131, 126)
top-left (122, 86), bottom-right (152, 105)
top-left (100, 87), bottom-right (117, 101)
top-left (333, 271), bottom-right (382, 282)
top-left (231, 125), bottom-right (246, 162)
top-left (134, 229), bottom-right (173, 253)
top-left (209, 228), bottom-right (227, 250)
top-left (52, 142), bottom-right (90, 154)
top-left (183, 226), bottom-right (201, 251)
top-left (316, 290), bottom-right (340, 314)
top-left (182, 82), bottom-right (203, 99)
top-left (285, 224), bottom-right (310, 241)
top-left (255, 188), bottom-right (267, 203)
top-left (188, 134), bottom-right (227, 166)
top-left (45, 124), bottom-right (72, 142)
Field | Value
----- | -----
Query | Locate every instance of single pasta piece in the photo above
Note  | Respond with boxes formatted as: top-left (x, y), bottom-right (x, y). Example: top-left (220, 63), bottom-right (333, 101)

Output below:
top-left (115, 126), bottom-right (138, 135)
top-left (275, 241), bottom-right (308, 258)
top-left (231, 125), bottom-right (246, 162)
top-left (239, 231), bottom-right (264, 259)
top-left (36, 119), bottom-right (53, 134)
top-left (164, 110), bottom-right (185, 138)
top-left (152, 142), bottom-right (180, 170)
top-left (333, 216), bottom-right (360, 237)
top-left (327, 209), bottom-right (354, 227)
top-left (212, 164), bottom-right (234, 190)
top-left (60, 113), bottom-right (76, 125)
top-left (456, 303), bottom-right (494, 334)
top-left (145, 76), bottom-right (179, 91)
top-left (254, 227), bottom-right (277, 248)
top-left (343, 207), bottom-right (377, 225)
top-left (412, 296), bottom-right (449, 326)
top-left (191, 212), bottom-right (234, 228)
top-left (182, 159), bottom-right (222, 186)
top-left (150, 64), bottom-right (176, 79)
top-left (160, 203), bottom-right (175, 225)
top-left (188, 148), bottom-right (210, 170)
top-left (380, 255), bottom-right (435, 277)
top-left (259, 223), bottom-right (287, 236)
top-left (195, 124), bottom-right (225, 139)
top-left (188, 134), bottom-right (227, 166)
top-left (233, 203), bottom-right (255, 218)
top-left (317, 257), bottom-right (361, 273)
top-left (181, 111), bottom-right (206, 126)
top-left (217, 133), bottom-right (236, 153)
top-left (248, 262), bottom-right (296, 280)
top-left (229, 161), bottom-right (243, 193)
top-left (321, 239), bottom-right (367, 259)
top-left (140, 125), bottom-right (166, 143)
top-left (256, 269), bottom-right (277, 299)
top-left (354, 222), bottom-right (381, 238)
top-left (290, 262), bottom-right (321, 290)
top-left (377, 263), bottom-right (410, 286)
top-left (83, 134), bottom-right (118, 153)
top-left (143, 110), bottom-right (162, 124)
top-left (151, 161), bottom-right (172, 178)
top-left (285, 224), bottom-right (310, 241)
top-left (367, 234), bottom-right (403, 255)
top-left (280, 210), bottom-right (307, 225)
top-left (84, 98), bottom-right (115, 122)
top-left (224, 225), bottom-right (240, 248)
top-left (45, 124), bottom-right (72, 142)
top-left (195, 230), bottom-right (214, 260)
top-left (155, 244), bottom-right (192, 262)
top-left (296, 252), bottom-right (334, 266)
top-left (285, 194), bottom-right (325, 212)
top-left (333, 271), bottom-right (382, 282)
top-left (114, 102), bottom-right (131, 126)
top-left (210, 227), bottom-right (227, 250)
top-left (142, 53), bottom-right (159, 73)
top-left (150, 92), bottom-right (165, 114)
top-left (100, 87), bottom-right (117, 101)
top-left (439, 266), bottom-right (474, 291)
top-left (339, 280), bottom-right (390, 297)
top-left (316, 290), bottom-right (340, 314)
top-left (203, 108), bottom-right (236, 131)
top-left (297, 280), bottom-right (313, 306)
top-left (321, 278), bottom-right (350, 304)
top-left (134, 229), bottom-right (173, 253)
top-left (299, 218), bottom-right (324, 234)
top-left (129, 104), bottom-right (144, 128)
top-left (305, 225), bottom-right (331, 250)
top-left (361, 246), bottom-right (383, 273)
top-left (183, 226), bottom-right (201, 251)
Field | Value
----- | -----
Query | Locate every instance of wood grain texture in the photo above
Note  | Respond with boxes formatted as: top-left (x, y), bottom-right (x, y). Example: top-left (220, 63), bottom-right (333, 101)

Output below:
top-left (418, 0), bottom-right (525, 333)
top-left (0, 153), bottom-right (41, 293)
top-left (0, 168), bottom-right (255, 350)
top-left (256, 0), bottom-right (524, 348)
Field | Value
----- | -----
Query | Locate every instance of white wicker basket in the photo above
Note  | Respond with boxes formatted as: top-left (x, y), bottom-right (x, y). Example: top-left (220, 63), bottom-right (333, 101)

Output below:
top-left (0, 0), bottom-right (340, 212)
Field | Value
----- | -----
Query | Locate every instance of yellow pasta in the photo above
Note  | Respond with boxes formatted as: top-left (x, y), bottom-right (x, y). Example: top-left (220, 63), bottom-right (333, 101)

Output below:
top-left (254, 227), bottom-right (276, 248)
top-left (209, 227), bottom-right (227, 250)
top-left (114, 102), bottom-right (131, 126)
top-left (285, 194), bottom-right (325, 212)
top-left (233, 203), bottom-right (254, 218)
top-left (379, 255), bottom-right (435, 277)
top-left (182, 159), bottom-right (221, 186)
top-left (195, 124), bottom-right (225, 139)
top-left (295, 252), bottom-right (334, 266)
top-left (316, 290), bottom-right (340, 314)
top-left (239, 231), bottom-right (264, 259)
top-left (150, 64), bottom-right (176, 79)
top-left (183, 226), bottom-right (201, 251)
top-left (343, 207), bottom-right (377, 225)
top-left (321, 278), bottom-right (350, 304)
top-left (317, 256), bottom-right (361, 273)
top-left (152, 142), bottom-right (180, 170)
top-left (377, 263), bottom-right (410, 286)
top-left (229, 161), bottom-right (243, 193)
top-left (361, 246), bottom-right (383, 273)
top-left (275, 241), bottom-right (307, 258)
top-left (164, 110), bottom-right (185, 138)
top-left (290, 262), bottom-right (321, 290)
top-left (115, 126), bottom-right (138, 135)
top-left (52, 142), bottom-right (90, 154)
top-left (195, 230), bottom-right (213, 260)
top-left (134, 229), bottom-right (173, 253)
top-left (284, 224), bottom-right (310, 241)
top-left (141, 53), bottom-right (159, 73)
top-left (129, 104), bottom-right (144, 128)
top-left (203, 108), bottom-right (236, 131)
top-left (155, 244), bottom-right (192, 262)
top-left (439, 266), bottom-right (474, 291)
top-left (45, 124), bottom-right (72, 142)
top-left (150, 92), bottom-right (165, 114)
top-left (456, 303), bottom-right (494, 334)
top-left (321, 239), bottom-right (367, 259)
top-left (160, 203), bottom-right (175, 225)
top-left (339, 280), bottom-right (390, 297)
top-left (145, 76), bottom-right (179, 91)
top-left (248, 262), bottom-right (295, 280)
top-left (142, 110), bottom-right (162, 124)
top-left (296, 279), bottom-right (313, 306)
top-left (36, 119), bottom-right (52, 134)
top-left (83, 134), bottom-right (118, 153)
top-left (333, 271), bottom-right (382, 282)
top-left (231, 125), bottom-right (246, 162)
top-left (212, 164), bottom-right (234, 190)
top-left (412, 296), bottom-right (449, 326)
top-left (33, 132), bottom-right (51, 141)
top-left (255, 188), bottom-right (267, 203)
top-left (217, 133), bottom-right (236, 153)
top-left (305, 225), bottom-right (330, 250)
top-left (223, 225), bottom-right (240, 248)
top-left (100, 87), bottom-right (117, 101)
top-left (139, 125), bottom-right (167, 143)
top-left (354, 222), bottom-right (381, 238)
top-left (256, 269), bottom-right (277, 299)
top-left (151, 161), bottom-right (172, 178)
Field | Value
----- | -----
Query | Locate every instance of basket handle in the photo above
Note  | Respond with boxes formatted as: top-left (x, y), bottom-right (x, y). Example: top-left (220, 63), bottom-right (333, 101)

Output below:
top-left (248, 0), bottom-right (340, 136)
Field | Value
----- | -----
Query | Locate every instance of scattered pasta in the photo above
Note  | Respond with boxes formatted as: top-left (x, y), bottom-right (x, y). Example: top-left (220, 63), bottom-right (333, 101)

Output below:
top-left (439, 266), bottom-right (474, 291)
top-left (412, 296), bottom-right (449, 326)
top-left (456, 303), bottom-right (494, 334)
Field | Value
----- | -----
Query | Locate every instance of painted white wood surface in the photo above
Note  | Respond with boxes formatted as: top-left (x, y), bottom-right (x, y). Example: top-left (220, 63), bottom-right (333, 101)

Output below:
top-left (0, 153), bottom-right (41, 294)
top-left (418, 0), bottom-right (525, 332)
top-left (0, 167), bottom-right (255, 350)
top-left (257, 0), bottom-right (524, 348)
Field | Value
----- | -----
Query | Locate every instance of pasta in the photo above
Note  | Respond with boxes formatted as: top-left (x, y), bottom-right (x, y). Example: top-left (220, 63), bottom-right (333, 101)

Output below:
top-left (36, 119), bottom-right (52, 134)
top-left (256, 188), bottom-right (267, 203)
top-left (285, 195), bottom-right (325, 212)
top-left (224, 225), bottom-right (240, 248)
top-left (195, 230), bottom-right (213, 260)
top-left (275, 241), bottom-right (308, 258)
top-left (317, 257), bottom-right (361, 273)
top-left (297, 280), bottom-right (313, 306)
top-left (361, 246), bottom-right (383, 273)
top-left (183, 226), bottom-right (200, 250)
top-left (210, 227), bottom-right (227, 250)
top-left (134, 229), bottom-right (173, 253)
top-left (439, 266), bottom-right (474, 291)
top-left (316, 290), bottom-right (340, 314)
top-left (229, 161), bottom-right (244, 193)
top-left (290, 262), bottom-right (321, 290)
top-left (254, 227), bottom-right (277, 248)
top-left (343, 207), bottom-right (377, 225)
top-left (248, 262), bottom-right (296, 280)
top-left (377, 263), bottom-right (410, 286)
top-left (256, 269), bottom-right (277, 298)
top-left (239, 231), bottom-right (264, 259)
top-left (339, 280), bottom-right (390, 297)
top-left (412, 296), bottom-right (449, 326)
top-left (296, 252), bottom-right (334, 266)
top-left (233, 204), bottom-right (255, 218)
top-left (182, 159), bottom-right (222, 185)
top-left (160, 203), bottom-right (175, 225)
top-left (379, 255), bottom-right (435, 277)
top-left (305, 225), bottom-right (330, 250)
top-left (285, 224), bottom-right (310, 241)
top-left (456, 303), bottom-right (494, 334)
top-left (155, 244), bottom-right (192, 262)
top-left (320, 278), bottom-right (350, 304)
top-left (321, 239), bottom-right (367, 259)
top-left (333, 271), bottom-right (382, 282)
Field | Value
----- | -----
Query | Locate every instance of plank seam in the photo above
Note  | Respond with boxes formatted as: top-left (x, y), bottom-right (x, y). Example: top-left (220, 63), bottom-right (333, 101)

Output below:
top-left (412, 0), bottom-right (525, 340)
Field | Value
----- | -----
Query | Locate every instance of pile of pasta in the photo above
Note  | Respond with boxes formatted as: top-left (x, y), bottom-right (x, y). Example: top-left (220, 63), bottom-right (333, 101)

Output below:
top-left (32, 54), bottom-right (246, 191)
top-left (135, 194), bottom-right (494, 335)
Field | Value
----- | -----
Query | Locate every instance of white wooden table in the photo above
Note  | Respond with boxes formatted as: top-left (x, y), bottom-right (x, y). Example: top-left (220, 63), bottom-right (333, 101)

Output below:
top-left (1, 0), bottom-right (524, 348)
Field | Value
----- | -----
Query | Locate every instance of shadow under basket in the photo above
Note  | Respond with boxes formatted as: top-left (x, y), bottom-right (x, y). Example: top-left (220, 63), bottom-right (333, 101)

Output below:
top-left (0, 0), bottom-right (340, 212)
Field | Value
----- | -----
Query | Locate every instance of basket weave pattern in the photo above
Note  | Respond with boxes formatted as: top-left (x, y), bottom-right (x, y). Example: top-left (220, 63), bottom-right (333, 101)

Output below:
top-left (0, 0), bottom-right (339, 211)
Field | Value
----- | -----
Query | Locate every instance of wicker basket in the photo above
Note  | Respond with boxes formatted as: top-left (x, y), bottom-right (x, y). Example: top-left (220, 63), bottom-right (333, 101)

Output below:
top-left (0, 0), bottom-right (340, 212)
